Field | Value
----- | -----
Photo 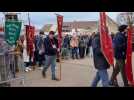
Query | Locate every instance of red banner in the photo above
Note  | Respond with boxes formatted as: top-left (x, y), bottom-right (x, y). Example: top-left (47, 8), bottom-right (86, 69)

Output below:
top-left (57, 15), bottom-right (63, 49)
top-left (0, 27), bottom-right (4, 32)
top-left (99, 12), bottom-right (114, 65)
top-left (25, 25), bottom-right (35, 57)
top-left (125, 26), bottom-right (134, 85)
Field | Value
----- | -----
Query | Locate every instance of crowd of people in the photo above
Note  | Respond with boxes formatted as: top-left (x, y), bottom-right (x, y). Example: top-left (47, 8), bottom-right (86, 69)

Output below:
top-left (61, 33), bottom-right (93, 60)
top-left (2, 30), bottom-right (94, 81)
top-left (0, 24), bottom-right (132, 87)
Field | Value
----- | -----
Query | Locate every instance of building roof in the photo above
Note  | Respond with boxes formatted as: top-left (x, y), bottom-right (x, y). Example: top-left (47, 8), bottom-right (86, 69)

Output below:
top-left (63, 21), bottom-right (98, 29)
top-left (41, 24), bottom-right (53, 32)
top-left (41, 16), bottom-right (118, 34)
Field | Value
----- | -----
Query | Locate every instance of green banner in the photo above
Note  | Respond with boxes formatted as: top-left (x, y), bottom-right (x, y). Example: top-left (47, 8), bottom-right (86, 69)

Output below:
top-left (5, 21), bottom-right (22, 46)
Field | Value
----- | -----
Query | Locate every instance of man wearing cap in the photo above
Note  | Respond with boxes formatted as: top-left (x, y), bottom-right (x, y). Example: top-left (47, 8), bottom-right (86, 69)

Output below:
top-left (42, 31), bottom-right (59, 81)
top-left (109, 25), bottom-right (129, 87)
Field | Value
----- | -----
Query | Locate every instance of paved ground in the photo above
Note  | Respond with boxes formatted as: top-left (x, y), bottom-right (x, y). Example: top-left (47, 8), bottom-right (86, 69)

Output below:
top-left (10, 52), bottom-right (134, 87)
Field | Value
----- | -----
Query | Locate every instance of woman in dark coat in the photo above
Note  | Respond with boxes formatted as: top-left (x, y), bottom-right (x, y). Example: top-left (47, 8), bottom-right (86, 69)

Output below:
top-left (79, 36), bottom-right (86, 58)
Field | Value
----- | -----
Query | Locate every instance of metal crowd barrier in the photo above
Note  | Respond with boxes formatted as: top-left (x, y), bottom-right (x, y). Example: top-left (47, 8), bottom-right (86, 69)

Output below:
top-left (0, 51), bottom-right (25, 87)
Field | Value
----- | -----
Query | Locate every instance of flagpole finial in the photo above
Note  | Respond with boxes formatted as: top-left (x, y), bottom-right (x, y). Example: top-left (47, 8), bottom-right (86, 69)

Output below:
top-left (55, 13), bottom-right (63, 17)
top-left (27, 12), bottom-right (31, 26)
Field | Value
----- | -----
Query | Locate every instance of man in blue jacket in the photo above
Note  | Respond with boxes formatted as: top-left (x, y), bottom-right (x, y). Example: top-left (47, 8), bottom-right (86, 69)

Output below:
top-left (42, 31), bottom-right (59, 81)
top-left (37, 31), bottom-right (45, 70)
top-left (109, 25), bottom-right (129, 87)
top-left (91, 32), bottom-right (110, 87)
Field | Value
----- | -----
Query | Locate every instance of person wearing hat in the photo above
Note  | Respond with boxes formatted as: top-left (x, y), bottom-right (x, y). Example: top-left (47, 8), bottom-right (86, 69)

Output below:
top-left (42, 31), bottom-right (59, 81)
top-left (109, 25), bottom-right (129, 87)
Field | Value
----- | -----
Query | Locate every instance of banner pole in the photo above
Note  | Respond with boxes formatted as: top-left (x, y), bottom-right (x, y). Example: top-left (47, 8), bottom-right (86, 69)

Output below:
top-left (55, 13), bottom-right (63, 81)
top-left (59, 52), bottom-right (62, 81)
top-left (28, 12), bottom-right (30, 26)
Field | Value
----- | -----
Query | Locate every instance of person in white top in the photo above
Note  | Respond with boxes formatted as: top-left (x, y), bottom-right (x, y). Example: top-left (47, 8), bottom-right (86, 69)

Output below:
top-left (22, 35), bottom-right (32, 72)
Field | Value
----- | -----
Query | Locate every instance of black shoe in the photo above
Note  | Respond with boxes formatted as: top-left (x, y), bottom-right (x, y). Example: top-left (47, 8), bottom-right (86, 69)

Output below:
top-left (109, 81), bottom-right (119, 87)
top-left (52, 77), bottom-right (59, 81)
top-left (42, 70), bottom-right (46, 78)
top-left (124, 84), bottom-right (130, 87)
top-left (56, 58), bottom-right (60, 62)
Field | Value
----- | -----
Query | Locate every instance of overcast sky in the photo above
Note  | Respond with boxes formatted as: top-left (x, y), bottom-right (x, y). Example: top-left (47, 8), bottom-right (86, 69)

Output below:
top-left (0, 12), bottom-right (121, 29)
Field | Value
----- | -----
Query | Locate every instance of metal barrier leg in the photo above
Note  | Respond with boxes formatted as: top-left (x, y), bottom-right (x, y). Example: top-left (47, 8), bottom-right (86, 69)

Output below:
top-left (0, 53), bottom-right (26, 87)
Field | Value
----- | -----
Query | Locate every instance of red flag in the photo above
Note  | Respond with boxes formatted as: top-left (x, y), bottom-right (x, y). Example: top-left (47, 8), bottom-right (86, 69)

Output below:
top-left (57, 15), bottom-right (63, 49)
top-left (0, 27), bottom-right (4, 32)
top-left (56, 15), bottom-right (63, 81)
top-left (125, 26), bottom-right (134, 85)
top-left (99, 12), bottom-right (114, 65)
top-left (25, 25), bottom-right (35, 58)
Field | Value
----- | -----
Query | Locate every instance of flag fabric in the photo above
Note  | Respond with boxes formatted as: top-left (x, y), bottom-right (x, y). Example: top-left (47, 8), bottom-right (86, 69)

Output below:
top-left (25, 25), bottom-right (35, 58)
top-left (57, 15), bottom-right (63, 80)
top-left (0, 26), bottom-right (4, 32)
top-left (125, 25), bottom-right (134, 85)
top-left (57, 15), bottom-right (63, 49)
top-left (5, 21), bottom-right (22, 46)
top-left (99, 12), bottom-right (114, 65)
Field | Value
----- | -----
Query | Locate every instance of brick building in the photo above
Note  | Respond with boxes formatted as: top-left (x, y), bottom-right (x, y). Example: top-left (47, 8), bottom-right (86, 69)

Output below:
top-left (41, 15), bottom-right (118, 35)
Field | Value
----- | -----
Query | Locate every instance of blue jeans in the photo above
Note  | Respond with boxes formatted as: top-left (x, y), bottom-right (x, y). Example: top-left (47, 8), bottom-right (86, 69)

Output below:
top-left (72, 47), bottom-right (78, 59)
top-left (91, 69), bottom-right (109, 87)
top-left (43, 55), bottom-right (56, 78)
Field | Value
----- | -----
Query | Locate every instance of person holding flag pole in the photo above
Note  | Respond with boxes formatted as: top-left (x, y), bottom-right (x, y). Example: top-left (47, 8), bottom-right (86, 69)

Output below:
top-left (109, 24), bottom-right (129, 87)
top-left (91, 12), bottom-right (114, 87)
top-left (42, 14), bottom-right (63, 81)
top-left (42, 31), bottom-right (59, 81)
top-left (110, 12), bottom-right (134, 87)
top-left (99, 12), bottom-right (119, 87)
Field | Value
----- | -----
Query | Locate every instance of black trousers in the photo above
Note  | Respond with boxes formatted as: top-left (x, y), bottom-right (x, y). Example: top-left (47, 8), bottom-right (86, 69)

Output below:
top-left (86, 47), bottom-right (89, 56)
top-left (79, 47), bottom-right (85, 58)
top-left (33, 50), bottom-right (45, 67)
top-left (38, 53), bottom-right (45, 67)
top-left (110, 59), bottom-right (129, 86)
top-left (33, 50), bottom-right (38, 64)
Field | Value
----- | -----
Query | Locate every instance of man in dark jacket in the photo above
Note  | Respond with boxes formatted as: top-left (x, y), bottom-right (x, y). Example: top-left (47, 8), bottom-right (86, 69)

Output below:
top-left (91, 32), bottom-right (110, 87)
top-left (34, 31), bottom-right (45, 70)
top-left (109, 25), bottom-right (129, 86)
top-left (42, 31), bottom-right (59, 81)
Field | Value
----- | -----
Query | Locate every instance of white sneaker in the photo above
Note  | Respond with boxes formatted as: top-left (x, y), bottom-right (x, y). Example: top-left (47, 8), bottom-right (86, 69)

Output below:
top-left (38, 67), bottom-right (43, 70)
top-left (25, 68), bottom-right (29, 72)
top-left (27, 67), bottom-right (32, 71)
